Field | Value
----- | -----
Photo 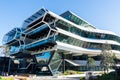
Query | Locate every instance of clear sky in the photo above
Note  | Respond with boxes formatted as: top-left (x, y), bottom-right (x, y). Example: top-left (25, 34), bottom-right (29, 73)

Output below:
top-left (0, 0), bottom-right (120, 45)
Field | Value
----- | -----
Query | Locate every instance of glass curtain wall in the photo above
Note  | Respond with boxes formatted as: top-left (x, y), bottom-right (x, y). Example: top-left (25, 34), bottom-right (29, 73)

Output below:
top-left (3, 28), bottom-right (22, 44)
top-left (35, 51), bottom-right (53, 75)
top-left (56, 20), bottom-right (120, 43)
top-left (25, 25), bottom-right (50, 45)
top-left (22, 8), bottom-right (46, 30)
top-left (61, 11), bottom-right (94, 29)
top-left (49, 51), bottom-right (62, 74)
top-left (56, 33), bottom-right (120, 51)
top-left (35, 51), bottom-right (51, 65)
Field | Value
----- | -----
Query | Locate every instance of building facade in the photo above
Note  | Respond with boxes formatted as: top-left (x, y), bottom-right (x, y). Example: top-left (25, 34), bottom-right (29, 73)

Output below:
top-left (2, 8), bottom-right (120, 75)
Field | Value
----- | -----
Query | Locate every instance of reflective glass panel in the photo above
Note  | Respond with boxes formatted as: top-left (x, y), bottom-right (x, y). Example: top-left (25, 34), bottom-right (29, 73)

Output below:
top-left (56, 20), bottom-right (120, 43)
top-left (35, 51), bottom-right (51, 65)
top-left (50, 51), bottom-right (62, 74)
top-left (56, 33), bottom-right (120, 51)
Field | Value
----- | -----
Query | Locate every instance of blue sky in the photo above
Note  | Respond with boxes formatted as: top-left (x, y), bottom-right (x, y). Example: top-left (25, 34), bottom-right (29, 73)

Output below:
top-left (0, 0), bottom-right (120, 45)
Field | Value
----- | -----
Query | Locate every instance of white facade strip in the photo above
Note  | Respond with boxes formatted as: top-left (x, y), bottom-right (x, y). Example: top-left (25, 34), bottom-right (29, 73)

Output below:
top-left (56, 41), bottom-right (120, 59)
top-left (57, 28), bottom-right (120, 46)
top-left (48, 11), bottom-right (118, 36)
top-left (56, 41), bottom-right (101, 55)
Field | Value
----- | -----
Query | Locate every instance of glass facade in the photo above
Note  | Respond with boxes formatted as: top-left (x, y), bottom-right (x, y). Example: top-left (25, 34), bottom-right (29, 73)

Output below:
top-left (2, 8), bottom-right (120, 76)
top-left (22, 8), bottom-right (46, 30)
top-left (35, 51), bottom-right (51, 65)
top-left (49, 51), bottom-right (62, 74)
top-left (61, 11), bottom-right (95, 29)
top-left (3, 28), bottom-right (21, 44)
top-left (56, 33), bottom-right (120, 51)
top-left (56, 20), bottom-right (120, 43)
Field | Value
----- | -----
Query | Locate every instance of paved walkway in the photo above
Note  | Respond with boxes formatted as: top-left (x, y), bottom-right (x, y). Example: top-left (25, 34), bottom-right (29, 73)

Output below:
top-left (3, 73), bottom-right (86, 80)
top-left (30, 76), bottom-right (80, 80)
top-left (5, 71), bottom-right (104, 80)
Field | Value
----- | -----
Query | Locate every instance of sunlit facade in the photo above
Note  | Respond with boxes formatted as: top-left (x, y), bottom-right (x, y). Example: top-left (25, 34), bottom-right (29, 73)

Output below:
top-left (3, 8), bottom-right (120, 75)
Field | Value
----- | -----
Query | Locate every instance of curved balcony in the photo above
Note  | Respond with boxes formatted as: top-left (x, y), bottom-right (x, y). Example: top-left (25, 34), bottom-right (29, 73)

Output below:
top-left (22, 8), bottom-right (47, 30)
top-left (25, 39), bottom-right (49, 50)
top-left (60, 11), bottom-right (96, 29)
top-left (56, 33), bottom-right (120, 51)
top-left (2, 28), bottom-right (22, 44)
top-left (56, 19), bottom-right (120, 43)
top-left (47, 11), bottom-right (120, 44)
top-left (56, 41), bottom-right (120, 59)
top-left (48, 11), bottom-right (117, 35)
top-left (24, 21), bottom-right (57, 48)
top-left (27, 24), bottom-right (49, 36)
top-left (9, 40), bottom-right (25, 55)
top-left (24, 24), bottom-right (50, 45)
top-left (25, 35), bottom-right (56, 50)
top-left (57, 28), bottom-right (120, 46)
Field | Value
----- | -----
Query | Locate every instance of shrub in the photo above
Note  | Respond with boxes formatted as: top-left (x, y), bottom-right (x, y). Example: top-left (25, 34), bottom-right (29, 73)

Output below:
top-left (80, 77), bottom-right (85, 80)
top-left (63, 70), bottom-right (84, 75)
top-left (97, 72), bottom-right (120, 80)
top-left (77, 71), bottom-right (84, 74)
top-left (0, 76), bottom-right (2, 80)
top-left (64, 70), bottom-right (76, 75)
top-left (2, 77), bottom-right (14, 80)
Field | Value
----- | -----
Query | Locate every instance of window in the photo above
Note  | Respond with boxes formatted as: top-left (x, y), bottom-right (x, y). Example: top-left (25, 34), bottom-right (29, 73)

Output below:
top-left (56, 33), bottom-right (120, 51)
top-left (35, 51), bottom-right (51, 65)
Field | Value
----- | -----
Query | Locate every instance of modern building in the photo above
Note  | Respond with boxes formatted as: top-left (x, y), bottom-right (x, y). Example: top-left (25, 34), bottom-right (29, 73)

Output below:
top-left (2, 8), bottom-right (120, 75)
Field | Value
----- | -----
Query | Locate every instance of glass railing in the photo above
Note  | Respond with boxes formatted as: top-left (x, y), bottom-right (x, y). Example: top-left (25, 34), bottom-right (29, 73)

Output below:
top-left (25, 35), bottom-right (55, 50)
top-left (35, 51), bottom-right (51, 65)
top-left (26, 39), bottom-right (48, 49)
top-left (22, 8), bottom-right (46, 30)
top-left (28, 24), bottom-right (48, 36)
top-left (10, 46), bottom-right (20, 54)
top-left (56, 33), bottom-right (120, 51)
top-left (3, 28), bottom-right (22, 44)
top-left (56, 20), bottom-right (120, 43)
top-left (61, 11), bottom-right (95, 29)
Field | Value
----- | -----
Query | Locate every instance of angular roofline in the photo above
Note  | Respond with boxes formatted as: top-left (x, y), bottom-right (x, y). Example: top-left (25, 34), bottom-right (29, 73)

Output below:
top-left (47, 10), bottom-right (118, 36)
top-left (61, 10), bottom-right (96, 29)
top-left (23, 7), bottom-right (48, 23)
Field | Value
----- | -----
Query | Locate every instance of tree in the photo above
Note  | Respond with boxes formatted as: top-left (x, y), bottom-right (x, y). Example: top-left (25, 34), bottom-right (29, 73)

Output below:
top-left (100, 43), bottom-right (115, 73)
top-left (87, 57), bottom-right (96, 71)
top-left (0, 46), bottom-right (10, 57)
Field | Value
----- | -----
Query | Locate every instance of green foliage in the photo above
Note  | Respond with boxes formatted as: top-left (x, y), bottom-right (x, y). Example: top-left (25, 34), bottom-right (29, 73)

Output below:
top-left (87, 57), bottom-right (96, 71)
top-left (100, 44), bottom-right (116, 73)
top-left (79, 72), bottom-right (120, 80)
top-left (63, 70), bottom-right (84, 75)
top-left (0, 76), bottom-right (2, 80)
top-left (64, 70), bottom-right (76, 75)
top-left (97, 72), bottom-right (120, 80)
top-left (76, 71), bottom-right (84, 74)
top-left (80, 77), bottom-right (85, 80)
top-left (1, 77), bottom-right (14, 80)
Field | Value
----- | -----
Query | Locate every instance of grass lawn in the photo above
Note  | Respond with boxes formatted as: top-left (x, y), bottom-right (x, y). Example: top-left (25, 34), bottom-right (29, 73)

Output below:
top-left (0, 76), bottom-right (14, 80)
top-left (63, 70), bottom-right (84, 75)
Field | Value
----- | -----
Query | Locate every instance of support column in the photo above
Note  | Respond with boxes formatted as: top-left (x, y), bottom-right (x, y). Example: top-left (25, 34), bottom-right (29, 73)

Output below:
top-left (62, 53), bottom-right (65, 73)
top-left (8, 58), bottom-right (11, 75)
top-left (2, 64), bottom-right (5, 76)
